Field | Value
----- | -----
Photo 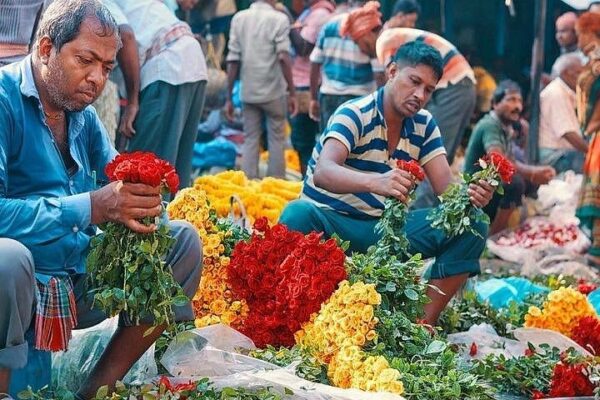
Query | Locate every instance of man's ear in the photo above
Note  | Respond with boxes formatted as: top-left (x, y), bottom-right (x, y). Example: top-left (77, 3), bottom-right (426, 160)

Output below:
top-left (386, 61), bottom-right (398, 81)
top-left (37, 36), bottom-right (54, 65)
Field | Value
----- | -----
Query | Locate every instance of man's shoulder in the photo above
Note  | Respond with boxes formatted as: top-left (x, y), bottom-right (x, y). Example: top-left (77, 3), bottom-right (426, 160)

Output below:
top-left (473, 114), bottom-right (500, 133)
top-left (0, 63), bottom-right (25, 112)
top-left (541, 78), bottom-right (573, 101)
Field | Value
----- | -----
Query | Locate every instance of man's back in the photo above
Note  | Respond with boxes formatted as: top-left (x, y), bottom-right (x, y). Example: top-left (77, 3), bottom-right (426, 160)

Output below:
top-left (310, 17), bottom-right (377, 96)
top-left (227, 2), bottom-right (290, 104)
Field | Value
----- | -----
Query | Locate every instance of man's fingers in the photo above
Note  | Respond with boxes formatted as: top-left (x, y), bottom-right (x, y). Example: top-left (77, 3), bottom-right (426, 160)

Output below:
top-left (123, 182), bottom-right (162, 195)
top-left (127, 205), bottom-right (162, 220)
top-left (126, 219), bottom-right (157, 234)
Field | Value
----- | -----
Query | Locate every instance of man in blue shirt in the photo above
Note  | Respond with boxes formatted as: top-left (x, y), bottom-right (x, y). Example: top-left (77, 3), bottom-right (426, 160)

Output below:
top-left (0, 1), bottom-right (202, 398)
top-left (281, 42), bottom-right (495, 325)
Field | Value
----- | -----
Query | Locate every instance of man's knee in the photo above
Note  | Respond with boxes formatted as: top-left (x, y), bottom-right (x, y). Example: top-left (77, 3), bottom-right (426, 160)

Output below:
top-left (0, 239), bottom-right (35, 291)
top-left (169, 220), bottom-right (202, 295)
top-left (279, 199), bottom-right (321, 234)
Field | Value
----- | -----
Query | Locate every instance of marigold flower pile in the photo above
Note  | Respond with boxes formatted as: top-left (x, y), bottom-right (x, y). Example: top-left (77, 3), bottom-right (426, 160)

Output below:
top-left (194, 171), bottom-right (301, 223)
top-left (524, 287), bottom-right (598, 336)
top-left (294, 281), bottom-right (404, 395)
top-left (167, 187), bottom-right (248, 329)
top-left (227, 219), bottom-right (347, 347)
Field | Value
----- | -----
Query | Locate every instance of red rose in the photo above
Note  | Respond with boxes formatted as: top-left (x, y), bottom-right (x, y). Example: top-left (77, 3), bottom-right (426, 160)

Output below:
top-left (530, 390), bottom-right (545, 399)
top-left (253, 217), bottom-right (269, 233)
top-left (138, 163), bottom-right (162, 187)
top-left (469, 342), bottom-right (478, 356)
top-left (483, 151), bottom-right (515, 184)
top-left (164, 170), bottom-right (180, 194)
top-left (397, 159), bottom-right (425, 181)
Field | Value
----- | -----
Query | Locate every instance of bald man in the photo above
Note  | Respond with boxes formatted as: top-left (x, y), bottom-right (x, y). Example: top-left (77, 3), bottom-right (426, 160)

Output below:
top-left (540, 53), bottom-right (588, 174)
top-left (555, 12), bottom-right (578, 54)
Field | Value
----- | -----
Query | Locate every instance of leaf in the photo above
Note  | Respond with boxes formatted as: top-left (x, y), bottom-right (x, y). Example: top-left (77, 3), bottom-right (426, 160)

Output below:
top-left (95, 385), bottom-right (109, 399)
top-left (404, 288), bottom-right (419, 300)
top-left (172, 294), bottom-right (190, 306)
top-left (385, 281), bottom-right (397, 292)
top-left (425, 340), bottom-right (447, 354)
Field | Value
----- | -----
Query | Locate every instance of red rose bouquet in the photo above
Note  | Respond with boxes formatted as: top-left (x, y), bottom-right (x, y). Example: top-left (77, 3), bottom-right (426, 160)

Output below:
top-left (428, 151), bottom-right (515, 238)
top-left (227, 218), bottom-right (347, 347)
top-left (376, 159), bottom-right (425, 258)
top-left (88, 152), bottom-right (188, 326)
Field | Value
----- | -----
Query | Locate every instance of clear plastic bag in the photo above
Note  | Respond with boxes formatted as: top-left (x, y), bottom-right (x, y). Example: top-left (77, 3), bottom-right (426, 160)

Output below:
top-left (447, 324), bottom-right (527, 360)
top-left (52, 317), bottom-right (157, 392)
top-left (161, 324), bottom-right (405, 400)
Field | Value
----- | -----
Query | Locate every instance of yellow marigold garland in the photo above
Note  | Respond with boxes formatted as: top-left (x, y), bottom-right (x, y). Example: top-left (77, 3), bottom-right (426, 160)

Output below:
top-left (167, 187), bottom-right (249, 329)
top-left (194, 171), bottom-right (302, 224)
top-left (524, 287), bottom-right (598, 336)
top-left (295, 281), bottom-right (404, 395)
top-left (260, 149), bottom-right (301, 173)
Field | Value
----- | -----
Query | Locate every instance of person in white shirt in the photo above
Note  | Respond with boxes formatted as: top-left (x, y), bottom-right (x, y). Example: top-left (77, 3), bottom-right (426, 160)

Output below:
top-left (103, 0), bottom-right (208, 188)
top-left (539, 53), bottom-right (588, 174)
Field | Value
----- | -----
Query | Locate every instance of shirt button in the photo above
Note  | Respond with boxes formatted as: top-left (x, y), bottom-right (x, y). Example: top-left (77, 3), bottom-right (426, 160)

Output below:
top-left (72, 226), bottom-right (79, 233)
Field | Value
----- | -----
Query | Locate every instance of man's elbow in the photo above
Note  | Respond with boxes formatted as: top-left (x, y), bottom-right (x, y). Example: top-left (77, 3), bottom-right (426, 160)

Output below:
top-left (312, 163), bottom-right (329, 189)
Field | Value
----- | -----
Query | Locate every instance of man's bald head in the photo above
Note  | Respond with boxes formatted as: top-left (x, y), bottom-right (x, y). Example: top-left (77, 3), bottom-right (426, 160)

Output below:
top-left (556, 12), bottom-right (578, 51)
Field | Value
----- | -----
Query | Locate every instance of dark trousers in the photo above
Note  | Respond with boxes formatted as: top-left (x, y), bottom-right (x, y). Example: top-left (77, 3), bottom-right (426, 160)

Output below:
top-left (128, 80), bottom-right (207, 188)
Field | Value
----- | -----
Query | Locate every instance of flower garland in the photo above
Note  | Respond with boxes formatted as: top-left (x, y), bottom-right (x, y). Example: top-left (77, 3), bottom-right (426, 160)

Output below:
top-left (194, 171), bottom-right (301, 224)
top-left (167, 187), bottom-right (249, 329)
top-left (227, 219), bottom-right (347, 347)
top-left (524, 287), bottom-right (598, 336)
top-left (260, 149), bottom-right (301, 173)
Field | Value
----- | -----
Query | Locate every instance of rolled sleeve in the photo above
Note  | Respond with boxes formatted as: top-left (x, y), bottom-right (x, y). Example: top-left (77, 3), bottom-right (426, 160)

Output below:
top-left (61, 192), bottom-right (92, 231)
top-left (274, 19), bottom-right (291, 54)
top-left (226, 17), bottom-right (241, 61)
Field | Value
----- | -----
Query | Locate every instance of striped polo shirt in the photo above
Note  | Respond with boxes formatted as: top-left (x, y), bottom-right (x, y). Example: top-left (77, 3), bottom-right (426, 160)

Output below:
top-left (302, 87), bottom-right (446, 218)
top-left (309, 17), bottom-right (383, 96)
top-left (376, 28), bottom-right (475, 90)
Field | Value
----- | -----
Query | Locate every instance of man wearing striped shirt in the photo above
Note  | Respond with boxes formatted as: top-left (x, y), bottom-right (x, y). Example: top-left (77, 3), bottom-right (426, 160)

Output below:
top-left (280, 42), bottom-right (494, 324)
top-left (308, 1), bottom-right (385, 131)
top-left (376, 28), bottom-right (476, 167)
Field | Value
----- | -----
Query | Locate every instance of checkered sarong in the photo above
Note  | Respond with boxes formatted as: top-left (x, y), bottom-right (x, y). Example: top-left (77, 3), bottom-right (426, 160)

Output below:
top-left (34, 276), bottom-right (77, 352)
top-left (143, 22), bottom-right (194, 65)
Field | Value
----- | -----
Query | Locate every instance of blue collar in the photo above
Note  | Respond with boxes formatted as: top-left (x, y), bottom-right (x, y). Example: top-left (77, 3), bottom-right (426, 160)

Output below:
top-left (19, 55), bottom-right (86, 139)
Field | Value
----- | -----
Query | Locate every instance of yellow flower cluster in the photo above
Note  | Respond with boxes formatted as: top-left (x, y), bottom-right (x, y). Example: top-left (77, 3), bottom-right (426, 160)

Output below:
top-left (294, 281), bottom-right (403, 395)
top-left (524, 287), bottom-right (598, 336)
top-left (328, 345), bottom-right (404, 394)
top-left (260, 149), bottom-right (301, 173)
top-left (194, 170), bottom-right (302, 224)
top-left (167, 187), bottom-right (248, 328)
top-left (295, 281), bottom-right (381, 363)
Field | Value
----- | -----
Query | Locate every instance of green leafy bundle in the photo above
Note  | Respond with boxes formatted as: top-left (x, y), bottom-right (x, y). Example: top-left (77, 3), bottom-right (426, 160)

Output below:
top-left (87, 218), bottom-right (188, 326)
top-left (471, 344), bottom-right (565, 397)
top-left (248, 345), bottom-right (328, 384)
top-left (428, 151), bottom-right (516, 238)
top-left (18, 378), bottom-right (289, 400)
top-left (87, 152), bottom-right (187, 327)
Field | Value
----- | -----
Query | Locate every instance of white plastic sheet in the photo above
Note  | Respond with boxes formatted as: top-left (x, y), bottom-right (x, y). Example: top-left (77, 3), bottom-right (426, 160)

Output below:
top-left (161, 324), bottom-right (405, 400)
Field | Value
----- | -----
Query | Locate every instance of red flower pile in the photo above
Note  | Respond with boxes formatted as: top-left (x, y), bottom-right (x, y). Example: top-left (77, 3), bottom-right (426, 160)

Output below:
top-left (570, 316), bottom-right (600, 355)
top-left (397, 159), bottom-right (425, 181)
top-left (578, 279), bottom-right (599, 295)
top-left (227, 218), bottom-right (347, 347)
top-left (481, 151), bottom-right (516, 184)
top-left (105, 151), bottom-right (179, 194)
top-left (548, 362), bottom-right (595, 397)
